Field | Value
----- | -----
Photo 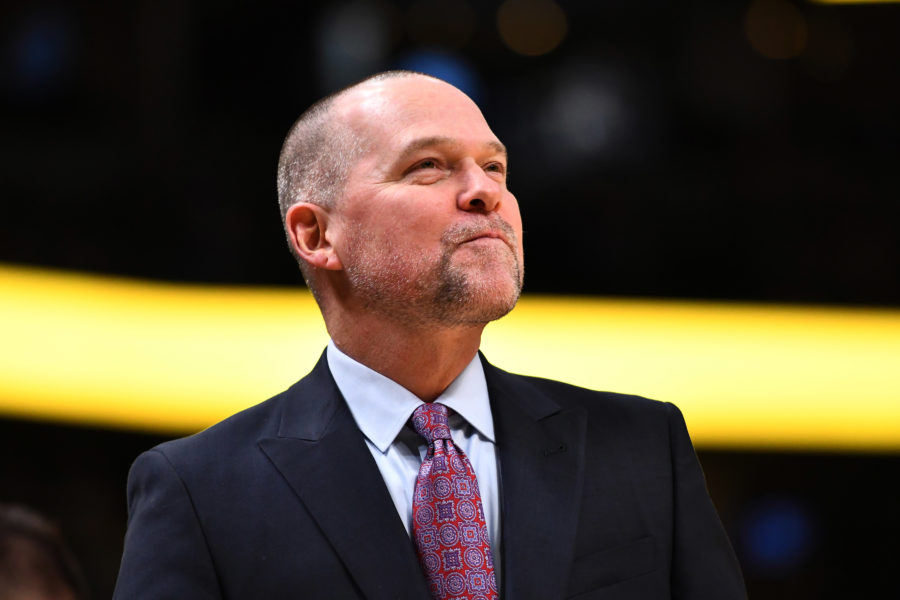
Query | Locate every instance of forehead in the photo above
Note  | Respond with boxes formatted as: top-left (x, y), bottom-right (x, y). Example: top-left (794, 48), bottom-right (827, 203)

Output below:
top-left (335, 77), bottom-right (500, 155)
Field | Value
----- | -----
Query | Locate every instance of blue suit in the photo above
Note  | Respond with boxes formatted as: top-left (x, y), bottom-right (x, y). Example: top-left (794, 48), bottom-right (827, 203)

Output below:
top-left (114, 353), bottom-right (746, 599)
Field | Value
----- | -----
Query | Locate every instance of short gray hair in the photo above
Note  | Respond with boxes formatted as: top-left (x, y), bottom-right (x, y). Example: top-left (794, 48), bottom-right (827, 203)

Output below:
top-left (277, 97), bottom-right (355, 219)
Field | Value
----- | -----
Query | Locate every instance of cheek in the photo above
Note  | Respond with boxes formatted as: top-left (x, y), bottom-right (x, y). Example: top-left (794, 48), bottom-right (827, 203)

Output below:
top-left (368, 219), bottom-right (447, 266)
top-left (501, 196), bottom-right (524, 237)
top-left (382, 217), bottom-right (443, 248)
top-left (344, 205), bottom-right (425, 244)
top-left (369, 190), bottom-right (451, 235)
top-left (502, 197), bottom-right (525, 263)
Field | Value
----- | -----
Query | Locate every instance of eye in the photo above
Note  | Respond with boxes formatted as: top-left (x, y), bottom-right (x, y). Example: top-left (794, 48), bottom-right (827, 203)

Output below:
top-left (484, 162), bottom-right (506, 176)
top-left (414, 159), bottom-right (439, 170)
top-left (403, 158), bottom-right (446, 183)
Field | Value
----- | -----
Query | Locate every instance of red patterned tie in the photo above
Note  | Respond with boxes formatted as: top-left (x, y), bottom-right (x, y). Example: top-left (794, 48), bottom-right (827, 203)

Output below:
top-left (411, 402), bottom-right (498, 600)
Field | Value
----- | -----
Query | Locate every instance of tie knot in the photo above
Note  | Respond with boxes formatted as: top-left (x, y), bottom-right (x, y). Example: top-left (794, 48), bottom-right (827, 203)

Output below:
top-left (411, 403), bottom-right (452, 445)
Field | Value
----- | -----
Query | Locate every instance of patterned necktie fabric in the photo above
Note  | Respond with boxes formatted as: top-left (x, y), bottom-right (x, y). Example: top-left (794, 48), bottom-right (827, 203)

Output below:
top-left (411, 402), bottom-right (498, 600)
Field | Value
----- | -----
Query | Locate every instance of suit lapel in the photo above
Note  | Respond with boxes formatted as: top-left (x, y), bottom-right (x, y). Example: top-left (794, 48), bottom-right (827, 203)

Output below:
top-left (483, 357), bottom-right (587, 600)
top-left (258, 355), bottom-right (429, 600)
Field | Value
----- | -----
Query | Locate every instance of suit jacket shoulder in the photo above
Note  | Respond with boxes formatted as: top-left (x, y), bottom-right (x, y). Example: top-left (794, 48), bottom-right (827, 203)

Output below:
top-left (481, 357), bottom-right (746, 600)
top-left (115, 352), bottom-right (431, 600)
top-left (150, 352), bottom-right (334, 463)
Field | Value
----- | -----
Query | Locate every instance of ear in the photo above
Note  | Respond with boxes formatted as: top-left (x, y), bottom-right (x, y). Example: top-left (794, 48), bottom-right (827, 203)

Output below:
top-left (285, 202), bottom-right (344, 271)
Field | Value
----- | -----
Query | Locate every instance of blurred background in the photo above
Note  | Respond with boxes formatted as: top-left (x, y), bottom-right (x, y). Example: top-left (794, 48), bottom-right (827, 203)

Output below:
top-left (1, 0), bottom-right (898, 598)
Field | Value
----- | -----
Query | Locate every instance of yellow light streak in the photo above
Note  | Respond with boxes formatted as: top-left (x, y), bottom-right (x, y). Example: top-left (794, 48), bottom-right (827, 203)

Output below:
top-left (2, 263), bottom-right (899, 451)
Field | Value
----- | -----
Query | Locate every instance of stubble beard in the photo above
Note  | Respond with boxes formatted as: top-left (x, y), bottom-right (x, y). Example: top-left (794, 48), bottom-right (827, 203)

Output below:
top-left (345, 221), bottom-right (523, 329)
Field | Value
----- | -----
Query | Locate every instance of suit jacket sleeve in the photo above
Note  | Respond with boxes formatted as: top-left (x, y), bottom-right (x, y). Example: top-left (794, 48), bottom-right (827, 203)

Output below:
top-left (666, 403), bottom-right (747, 599)
top-left (114, 449), bottom-right (223, 600)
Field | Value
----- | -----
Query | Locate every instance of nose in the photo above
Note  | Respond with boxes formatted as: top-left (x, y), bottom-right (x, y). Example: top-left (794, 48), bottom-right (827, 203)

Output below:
top-left (457, 160), bottom-right (502, 213)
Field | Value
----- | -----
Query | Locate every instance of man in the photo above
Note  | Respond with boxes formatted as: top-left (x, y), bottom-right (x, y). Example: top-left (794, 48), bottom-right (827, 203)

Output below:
top-left (114, 71), bottom-right (746, 599)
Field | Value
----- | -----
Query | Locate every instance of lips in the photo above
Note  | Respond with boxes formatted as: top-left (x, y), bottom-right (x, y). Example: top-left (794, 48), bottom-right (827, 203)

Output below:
top-left (449, 219), bottom-right (517, 252)
top-left (463, 230), bottom-right (509, 245)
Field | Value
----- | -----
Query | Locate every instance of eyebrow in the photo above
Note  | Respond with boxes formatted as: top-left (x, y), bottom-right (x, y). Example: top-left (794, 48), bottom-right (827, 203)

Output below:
top-left (394, 136), bottom-right (508, 167)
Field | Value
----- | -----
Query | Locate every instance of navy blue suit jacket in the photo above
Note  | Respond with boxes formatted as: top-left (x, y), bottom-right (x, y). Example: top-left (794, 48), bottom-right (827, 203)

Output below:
top-left (114, 353), bottom-right (746, 599)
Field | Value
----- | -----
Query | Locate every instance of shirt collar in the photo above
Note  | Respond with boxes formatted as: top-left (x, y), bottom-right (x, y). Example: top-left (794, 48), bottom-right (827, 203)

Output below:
top-left (326, 341), bottom-right (496, 453)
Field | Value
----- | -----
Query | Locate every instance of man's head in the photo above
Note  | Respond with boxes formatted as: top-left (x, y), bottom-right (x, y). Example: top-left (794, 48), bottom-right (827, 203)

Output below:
top-left (278, 71), bottom-right (524, 330)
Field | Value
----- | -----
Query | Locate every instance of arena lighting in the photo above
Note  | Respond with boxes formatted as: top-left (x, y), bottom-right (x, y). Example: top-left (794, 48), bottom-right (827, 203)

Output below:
top-left (2, 263), bottom-right (900, 451)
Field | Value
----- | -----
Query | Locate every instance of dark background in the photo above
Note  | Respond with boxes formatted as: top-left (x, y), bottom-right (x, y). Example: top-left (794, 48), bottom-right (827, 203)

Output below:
top-left (2, 0), bottom-right (898, 598)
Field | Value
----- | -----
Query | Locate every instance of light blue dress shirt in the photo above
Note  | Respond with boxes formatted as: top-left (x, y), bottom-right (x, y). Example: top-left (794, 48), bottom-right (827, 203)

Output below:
top-left (326, 341), bottom-right (502, 583)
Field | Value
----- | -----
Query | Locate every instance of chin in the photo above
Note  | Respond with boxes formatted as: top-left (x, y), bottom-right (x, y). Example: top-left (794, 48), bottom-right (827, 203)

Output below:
top-left (439, 276), bottom-right (522, 326)
top-left (424, 249), bottom-right (523, 326)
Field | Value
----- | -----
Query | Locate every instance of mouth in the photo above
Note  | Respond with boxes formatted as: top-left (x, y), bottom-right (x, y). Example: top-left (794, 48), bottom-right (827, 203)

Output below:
top-left (457, 221), bottom-right (516, 250)
top-left (444, 218), bottom-right (518, 256)
top-left (462, 230), bottom-right (510, 246)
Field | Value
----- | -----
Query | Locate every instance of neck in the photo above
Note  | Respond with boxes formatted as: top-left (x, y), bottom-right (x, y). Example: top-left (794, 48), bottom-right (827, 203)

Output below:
top-left (327, 313), bottom-right (485, 402)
